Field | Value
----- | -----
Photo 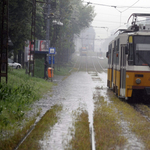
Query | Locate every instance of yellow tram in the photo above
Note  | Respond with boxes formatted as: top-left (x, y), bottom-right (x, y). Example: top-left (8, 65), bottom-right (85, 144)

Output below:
top-left (106, 13), bottom-right (150, 100)
top-left (80, 47), bottom-right (87, 56)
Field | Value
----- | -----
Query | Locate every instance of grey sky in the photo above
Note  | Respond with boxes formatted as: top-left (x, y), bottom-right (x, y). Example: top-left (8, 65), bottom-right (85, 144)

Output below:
top-left (84, 0), bottom-right (150, 38)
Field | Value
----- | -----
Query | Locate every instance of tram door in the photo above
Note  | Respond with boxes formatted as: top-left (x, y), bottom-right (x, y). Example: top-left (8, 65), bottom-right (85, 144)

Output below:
top-left (111, 48), bottom-right (114, 88)
top-left (120, 45), bottom-right (126, 97)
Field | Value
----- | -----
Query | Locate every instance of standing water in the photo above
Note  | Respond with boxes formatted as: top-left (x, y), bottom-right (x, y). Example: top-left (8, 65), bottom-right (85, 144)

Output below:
top-left (39, 71), bottom-right (100, 150)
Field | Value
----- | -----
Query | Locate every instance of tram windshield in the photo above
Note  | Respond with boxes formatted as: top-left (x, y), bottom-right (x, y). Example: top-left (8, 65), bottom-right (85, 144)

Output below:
top-left (134, 36), bottom-right (150, 66)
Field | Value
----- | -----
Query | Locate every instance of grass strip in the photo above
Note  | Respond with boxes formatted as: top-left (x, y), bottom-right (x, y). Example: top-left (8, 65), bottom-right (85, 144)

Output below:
top-left (65, 109), bottom-right (91, 150)
top-left (18, 104), bottom-right (62, 150)
top-left (0, 68), bottom-right (56, 149)
top-left (0, 116), bottom-right (36, 150)
top-left (94, 95), bottom-right (126, 150)
top-left (108, 91), bottom-right (150, 149)
top-left (54, 64), bottom-right (72, 76)
top-left (0, 68), bottom-right (54, 130)
top-left (136, 104), bottom-right (150, 118)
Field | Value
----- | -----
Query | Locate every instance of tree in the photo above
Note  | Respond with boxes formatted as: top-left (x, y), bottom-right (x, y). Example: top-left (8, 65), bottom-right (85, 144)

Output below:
top-left (54, 0), bottom-right (95, 61)
top-left (1, 0), bottom-right (95, 64)
top-left (7, 0), bottom-right (46, 61)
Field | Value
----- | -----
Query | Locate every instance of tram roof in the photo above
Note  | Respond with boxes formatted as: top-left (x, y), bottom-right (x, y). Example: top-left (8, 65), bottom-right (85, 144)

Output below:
top-left (127, 13), bottom-right (150, 23)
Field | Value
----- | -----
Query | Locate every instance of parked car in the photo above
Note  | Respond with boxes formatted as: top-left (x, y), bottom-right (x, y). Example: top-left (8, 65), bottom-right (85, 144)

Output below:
top-left (8, 58), bottom-right (22, 69)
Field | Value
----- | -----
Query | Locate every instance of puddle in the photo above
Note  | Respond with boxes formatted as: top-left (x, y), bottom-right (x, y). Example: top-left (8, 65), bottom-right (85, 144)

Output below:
top-left (39, 72), bottom-right (97, 150)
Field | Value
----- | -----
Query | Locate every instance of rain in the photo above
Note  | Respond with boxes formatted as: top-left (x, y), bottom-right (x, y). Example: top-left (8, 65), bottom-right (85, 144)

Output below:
top-left (1, 0), bottom-right (150, 150)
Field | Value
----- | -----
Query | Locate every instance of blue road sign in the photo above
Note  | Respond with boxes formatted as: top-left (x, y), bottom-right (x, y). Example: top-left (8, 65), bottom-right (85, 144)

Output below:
top-left (49, 56), bottom-right (55, 64)
top-left (49, 47), bottom-right (56, 54)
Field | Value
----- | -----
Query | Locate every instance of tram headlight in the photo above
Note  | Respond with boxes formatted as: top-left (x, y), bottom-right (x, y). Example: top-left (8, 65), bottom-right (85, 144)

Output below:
top-left (136, 78), bottom-right (141, 84)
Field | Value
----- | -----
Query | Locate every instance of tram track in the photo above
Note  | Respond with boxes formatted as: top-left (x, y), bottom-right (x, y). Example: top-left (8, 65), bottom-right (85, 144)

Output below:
top-left (86, 56), bottom-right (97, 73)
top-left (69, 53), bottom-right (107, 74)
top-left (131, 103), bottom-right (150, 123)
top-left (14, 110), bottom-right (49, 150)
top-left (96, 57), bottom-right (105, 71)
top-left (66, 53), bottom-right (107, 150)
top-left (78, 55), bottom-right (87, 72)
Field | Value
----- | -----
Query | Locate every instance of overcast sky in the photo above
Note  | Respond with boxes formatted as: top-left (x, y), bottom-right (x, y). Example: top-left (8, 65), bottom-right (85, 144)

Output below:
top-left (83, 0), bottom-right (150, 39)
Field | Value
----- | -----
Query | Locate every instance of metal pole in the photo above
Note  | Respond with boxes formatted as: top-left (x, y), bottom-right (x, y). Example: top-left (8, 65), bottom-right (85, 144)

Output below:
top-left (0, 0), bottom-right (8, 83)
top-left (45, 0), bottom-right (51, 80)
top-left (51, 55), bottom-right (53, 82)
top-left (46, 0), bottom-right (51, 49)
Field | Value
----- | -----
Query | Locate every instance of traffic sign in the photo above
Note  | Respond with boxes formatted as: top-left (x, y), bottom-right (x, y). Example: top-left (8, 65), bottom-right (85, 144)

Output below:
top-left (49, 47), bottom-right (56, 54)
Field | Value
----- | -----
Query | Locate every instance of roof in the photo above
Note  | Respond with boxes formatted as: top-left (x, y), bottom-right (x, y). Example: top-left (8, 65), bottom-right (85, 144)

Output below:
top-left (114, 29), bottom-right (133, 35)
top-left (127, 13), bottom-right (150, 23)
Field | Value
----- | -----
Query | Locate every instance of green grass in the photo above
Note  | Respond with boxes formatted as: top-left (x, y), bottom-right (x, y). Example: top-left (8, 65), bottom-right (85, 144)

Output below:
top-left (0, 68), bottom-right (55, 149)
top-left (18, 104), bottom-right (62, 150)
top-left (93, 95), bottom-right (126, 150)
top-left (54, 64), bottom-right (72, 76)
top-left (65, 108), bottom-right (91, 150)
top-left (0, 116), bottom-right (36, 150)
top-left (107, 91), bottom-right (150, 149)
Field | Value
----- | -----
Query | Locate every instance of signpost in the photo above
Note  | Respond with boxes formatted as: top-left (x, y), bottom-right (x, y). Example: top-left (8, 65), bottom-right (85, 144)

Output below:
top-left (49, 47), bottom-right (56, 68)
top-left (47, 47), bottom-right (56, 81)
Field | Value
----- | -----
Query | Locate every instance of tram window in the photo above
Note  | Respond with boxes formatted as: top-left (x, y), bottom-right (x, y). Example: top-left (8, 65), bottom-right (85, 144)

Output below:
top-left (112, 41), bottom-right (116, 65)
top-left (108, 47), bottom-right (111, 64)
top-left (135, 44), bottom-right (150, 66)
top-left (128, 44), bottom-right (134, 65)
top-left (108, 52), bottom-right (111, 64)
top-left (134, 36), bottom-right (150, 66)
top-left (116, 39), bottom-right (119, 64)
top-left (134, 36), bottom-right (150, 44)
top-left (108, 44), bottom-right (112, 64)
top-left (114, 41), bottom-right (116, 51)
top-left (113, 52), bottom-right (116, 65)
top-left (117, 39), bottom-right (119, 51)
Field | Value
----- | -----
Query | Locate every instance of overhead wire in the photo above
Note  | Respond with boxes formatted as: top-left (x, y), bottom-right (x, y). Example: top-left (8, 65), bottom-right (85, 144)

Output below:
top-left (121, 0), bottom-right (140, 12)
top-left (83, 0), bottom-right (149, 9)
top-left (83, 0), bottom-right (150, 38)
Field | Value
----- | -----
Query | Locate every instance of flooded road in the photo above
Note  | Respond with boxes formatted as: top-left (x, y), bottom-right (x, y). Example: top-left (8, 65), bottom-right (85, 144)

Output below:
top-left (36, 54), bottom-right (106, 150)
top-left (40, 72), bottom-right (97, 149)
top-left (29, 53), bottom-right (145, 150)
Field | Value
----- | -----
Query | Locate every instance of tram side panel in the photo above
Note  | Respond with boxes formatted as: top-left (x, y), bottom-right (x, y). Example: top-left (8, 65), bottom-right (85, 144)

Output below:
top-left (115, 39), bottom-right (120, 95)
top-left (112, 43), bottom-right (119, 94)
top-left (107, 67), bottom-right (112, 88)
top-left (107, 35), bottom-right (129, 98)
top-left (118, 36), bottom-right (128, 98)
top-left (107, 43), bottom-right (113, 88)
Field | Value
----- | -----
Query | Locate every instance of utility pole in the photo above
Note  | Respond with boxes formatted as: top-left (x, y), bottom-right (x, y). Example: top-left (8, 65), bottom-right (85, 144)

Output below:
top-left (29, 0), bottom-right (36, 76)
top-left (0, 0), bottom-right (9, 83)
top-left (46, 0), bottom-right (51, 50)
top-left (44, 0), bottom-right (51, 79)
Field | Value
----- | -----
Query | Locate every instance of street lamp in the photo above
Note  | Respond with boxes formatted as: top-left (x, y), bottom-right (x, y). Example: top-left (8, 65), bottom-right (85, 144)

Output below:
top-left (52, 20), bottom-right (63, 26)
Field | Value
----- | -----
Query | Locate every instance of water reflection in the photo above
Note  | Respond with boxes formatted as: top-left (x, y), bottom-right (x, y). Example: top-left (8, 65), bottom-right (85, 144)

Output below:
top-left (40, 72), bottom-right (98, 150)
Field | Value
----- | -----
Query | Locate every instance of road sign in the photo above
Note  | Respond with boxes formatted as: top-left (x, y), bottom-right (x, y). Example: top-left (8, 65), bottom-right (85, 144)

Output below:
top-left (49, 56), bottom-right (55, 64)
top-left (49, 47), bottom-right (55, 54)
